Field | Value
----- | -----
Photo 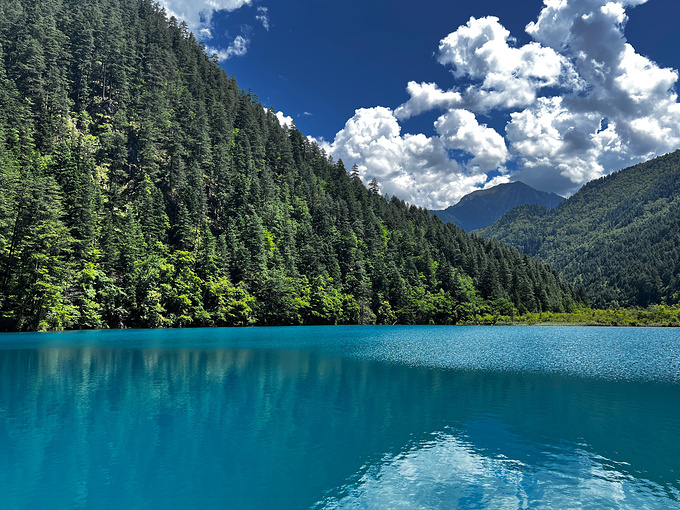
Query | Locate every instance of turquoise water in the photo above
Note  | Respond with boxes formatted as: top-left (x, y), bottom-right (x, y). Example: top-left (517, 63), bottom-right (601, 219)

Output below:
top-left (0, 326), bottom-right (678, 509)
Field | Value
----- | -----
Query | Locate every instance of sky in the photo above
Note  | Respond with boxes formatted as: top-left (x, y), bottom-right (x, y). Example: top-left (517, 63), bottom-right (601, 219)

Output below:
top-left (158, 0), bottom-right (680, 209)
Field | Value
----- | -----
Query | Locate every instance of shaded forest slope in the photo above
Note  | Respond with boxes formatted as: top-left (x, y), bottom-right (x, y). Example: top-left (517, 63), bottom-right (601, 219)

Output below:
top-left (478, 150), bottom-right (680, 307)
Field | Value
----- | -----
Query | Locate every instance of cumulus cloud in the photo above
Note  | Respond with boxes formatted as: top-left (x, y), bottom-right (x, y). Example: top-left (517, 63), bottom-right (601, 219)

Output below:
top-left (436, 16), bottom-right (580, 111)
top-left (274, 110), bottom-right (294, 129)
top-left (159, 0), bottom-right (252, 36)
top-left (394, 82), bottom-right (463, 120)
top-left (394, 16), bottom-right (580, 117)
top-left (262, 106), bottom-right (296, 130)
top-left (308, 135), bottom-right (332, 155)
top-left (326, 0), bottom-right (680, 206)
top-left (159, 0), bottom-right (266, 62)
top-left (328, 107), bottom-right (494, 208)
top-left (509, 0), bottom-right (680, 189)
top-left (206, 35), bottom-right (249, 61)
top-left (506, 96), bottom-right (609, 185)
top-left (434, 109), bottom-right (508, 173)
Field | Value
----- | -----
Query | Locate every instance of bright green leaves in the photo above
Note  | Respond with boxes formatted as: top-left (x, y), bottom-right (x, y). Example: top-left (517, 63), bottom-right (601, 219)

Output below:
top-left (205, 276), bottom-right (255, 326)
top-left (0, 169), bottom-right (72, 330)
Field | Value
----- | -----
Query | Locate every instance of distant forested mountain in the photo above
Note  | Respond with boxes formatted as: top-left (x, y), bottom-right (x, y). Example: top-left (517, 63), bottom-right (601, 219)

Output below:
top-left (0, 0), bottom-right (579, 331)
top-left (477, 151), bottom-right (680, 307)
top-left (431, 181), bottom-right (564, 231)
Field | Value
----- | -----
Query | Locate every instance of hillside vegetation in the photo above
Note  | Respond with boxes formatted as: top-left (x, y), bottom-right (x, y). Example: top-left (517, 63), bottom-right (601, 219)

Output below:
top-left (431, 181), bottom-right (564, 231)
top-left (478, 150), bottom-right (680, 307)
top-left (0, 0), bottom-right (579, 331)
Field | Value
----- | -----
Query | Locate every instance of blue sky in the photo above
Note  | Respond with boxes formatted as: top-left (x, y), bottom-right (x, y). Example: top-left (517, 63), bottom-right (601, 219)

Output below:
top-left (159, 0), bottom-right (680, 209)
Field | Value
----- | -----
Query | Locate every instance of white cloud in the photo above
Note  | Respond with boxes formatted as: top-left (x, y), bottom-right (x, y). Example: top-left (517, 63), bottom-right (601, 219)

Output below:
top-left (434, 109), bottom-right (508, 173)
top-left (326, 0), bottom-right (680, 204)
top-left (435, 16), bottom-right (579, 111)
top-left (206, 35), bottom-right (249, 60)
top-left (525, 0), bottom-right (648, 51)
top-left (160, 0), bottom-right (265, 62)
top-left (308, 135), bottom-right (332, 155)
top-left (274, 110), bottom-right (294, 129)
top-left (506, 96), bottom-right (609, 185)
top-left (328, 107), bottom-right (493, 209)
top-left (509, 0), bottom-right (680, 190)
top-left (263, 107), bottom-right (295, 129)
top-left (159, 0), bottom-right (252, 37)
top-left (256, 6), bottom-right (270, 30)
top-left (394, 82), bottom-right (463, 120)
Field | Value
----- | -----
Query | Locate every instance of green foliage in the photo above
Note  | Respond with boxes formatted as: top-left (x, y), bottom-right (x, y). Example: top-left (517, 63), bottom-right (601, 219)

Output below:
top-left (432, 181), bottom-right (564, 232)
top-left (510, 304), bottom-right (680, 328)
top-left (478, 151), bottom-right (680, 308)
top-left (205, 276), bottom-right (256, 326)
top-left (0, 0), bottom-right (580, 331)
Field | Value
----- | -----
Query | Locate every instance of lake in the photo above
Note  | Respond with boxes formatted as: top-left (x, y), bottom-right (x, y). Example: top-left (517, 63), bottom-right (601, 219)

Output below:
top-left (0, 326), bottom-right (679, 509)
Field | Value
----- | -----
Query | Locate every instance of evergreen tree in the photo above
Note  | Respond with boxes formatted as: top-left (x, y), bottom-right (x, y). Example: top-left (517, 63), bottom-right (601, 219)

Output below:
top-left (0, 0), bottom-right (580, 331)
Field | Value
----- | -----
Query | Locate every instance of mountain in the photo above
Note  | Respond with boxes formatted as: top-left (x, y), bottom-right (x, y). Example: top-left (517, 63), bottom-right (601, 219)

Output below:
top-left (0, 0), bottom-right (579, 331)
top-left (477, 150), bottom-right (680, 307)
top-left (431, 181), bottom-right (564, 231)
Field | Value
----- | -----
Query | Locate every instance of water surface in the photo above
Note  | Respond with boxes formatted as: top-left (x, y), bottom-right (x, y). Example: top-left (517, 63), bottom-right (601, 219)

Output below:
top-left (0, 326), bottom-right (678, 508)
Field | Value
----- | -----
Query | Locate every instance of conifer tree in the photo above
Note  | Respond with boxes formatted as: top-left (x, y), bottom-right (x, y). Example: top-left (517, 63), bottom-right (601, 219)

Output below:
top-left (0, 0), bottom-right (581, 331)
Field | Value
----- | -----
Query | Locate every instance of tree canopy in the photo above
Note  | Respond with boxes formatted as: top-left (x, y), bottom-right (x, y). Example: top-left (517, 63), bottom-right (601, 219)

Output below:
top-left (0, 0), bottom-right (579, 331)
top-left (478, 150), bottom-right (680, 308)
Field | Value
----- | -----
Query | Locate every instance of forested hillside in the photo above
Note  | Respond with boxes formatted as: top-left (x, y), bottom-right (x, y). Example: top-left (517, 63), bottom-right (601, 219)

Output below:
top-left (0, 0), bottom-right (578, 331)
top-left (478, 151), bottom-right (680, 307)
top-left (431, 181), bottom-right (564, 231)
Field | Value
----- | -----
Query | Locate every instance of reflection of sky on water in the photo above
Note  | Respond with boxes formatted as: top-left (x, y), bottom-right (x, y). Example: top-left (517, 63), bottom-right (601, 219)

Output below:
top-left (320, 428), bottom-right (679, 509)
top-left (0, 326), bottom-right (679, 509)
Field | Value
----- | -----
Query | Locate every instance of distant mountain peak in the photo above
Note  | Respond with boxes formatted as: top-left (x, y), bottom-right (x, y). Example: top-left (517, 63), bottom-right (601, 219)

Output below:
top-left (431, 181), bottom-right (564, 231)
top-left (475, 150), bottom-right (680, 308)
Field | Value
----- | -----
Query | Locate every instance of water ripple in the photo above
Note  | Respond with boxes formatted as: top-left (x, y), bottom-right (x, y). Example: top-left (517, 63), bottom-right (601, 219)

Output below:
top-left (318, 430), bottom-right (680, 509)
top-left (345, 326), bottom-right (680, 384)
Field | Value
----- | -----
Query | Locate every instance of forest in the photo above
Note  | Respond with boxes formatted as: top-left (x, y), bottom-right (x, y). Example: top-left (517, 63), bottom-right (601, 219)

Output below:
top-left (478, 150), bottom-right (680, 308)
top-left (0, 0), bottom-right (580, 331)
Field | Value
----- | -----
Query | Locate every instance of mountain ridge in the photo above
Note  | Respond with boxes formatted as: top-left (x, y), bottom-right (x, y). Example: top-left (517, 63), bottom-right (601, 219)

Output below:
top-left (477, 150), bottom-right (680, 307)
top-left (431, 181), bottom-right (564, 231)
